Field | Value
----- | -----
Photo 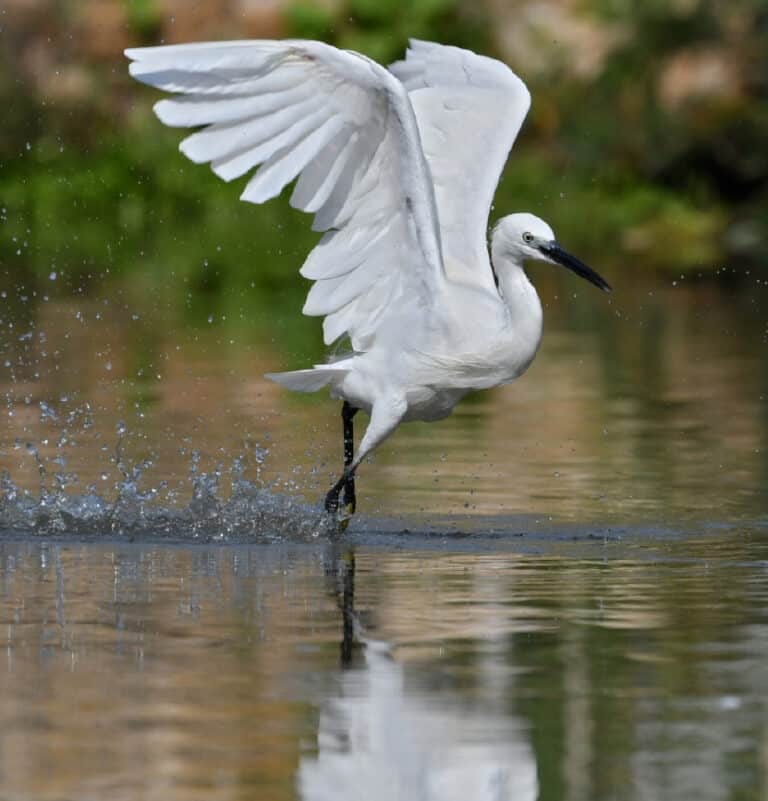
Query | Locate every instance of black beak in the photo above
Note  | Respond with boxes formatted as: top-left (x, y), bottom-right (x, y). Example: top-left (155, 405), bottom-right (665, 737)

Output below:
top-left (539, 241), bottom-right (611, 292)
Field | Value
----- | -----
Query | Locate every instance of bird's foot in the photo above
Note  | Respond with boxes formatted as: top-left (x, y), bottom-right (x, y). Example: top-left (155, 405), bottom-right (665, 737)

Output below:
top-left (338, 488), bottom-right (356, 532)
top-left (337, 475), bottom-right (356, 531)
top-left (337, 503), bottom-right (354, 532)
top-left (342, 480), bottom-right (356, 517)
top-left (324, 478), bottom-right (355, 532)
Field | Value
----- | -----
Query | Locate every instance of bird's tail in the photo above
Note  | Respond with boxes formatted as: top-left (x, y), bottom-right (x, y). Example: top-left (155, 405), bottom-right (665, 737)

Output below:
top-left (265, 367), bottom-right (348, 393)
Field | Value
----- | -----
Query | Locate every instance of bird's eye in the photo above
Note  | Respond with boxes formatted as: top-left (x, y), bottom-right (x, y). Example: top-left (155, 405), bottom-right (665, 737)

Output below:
top-left (522, 232), bottom-right (534, 244)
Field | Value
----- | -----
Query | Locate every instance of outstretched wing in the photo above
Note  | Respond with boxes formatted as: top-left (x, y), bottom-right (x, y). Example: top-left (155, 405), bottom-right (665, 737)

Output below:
top-left (126, 40), bottom-right (444, 350)
top-left (390, 41), bottom-right (530, 292)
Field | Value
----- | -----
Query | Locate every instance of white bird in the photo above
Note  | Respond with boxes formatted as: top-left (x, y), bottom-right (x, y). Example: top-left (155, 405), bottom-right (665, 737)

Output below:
top-left (126, 39), bottom-right (610, 521)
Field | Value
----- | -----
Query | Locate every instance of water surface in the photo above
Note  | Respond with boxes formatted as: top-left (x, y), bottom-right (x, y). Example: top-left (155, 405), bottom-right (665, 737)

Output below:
top-left (1, 532), bottom-right (766, 801)
top-left (2, 274), bottom-right (766, 528)
top-left (1, 271), bottom-right (767, 800)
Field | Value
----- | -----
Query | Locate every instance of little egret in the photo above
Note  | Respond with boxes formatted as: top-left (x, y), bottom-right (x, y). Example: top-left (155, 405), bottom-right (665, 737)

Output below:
top-left (126, 39), bottom-right (610, 520)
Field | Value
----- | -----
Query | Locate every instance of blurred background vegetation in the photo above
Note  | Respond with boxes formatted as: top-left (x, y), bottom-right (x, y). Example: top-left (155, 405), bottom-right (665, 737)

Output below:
top-left (1, 0), bottom-right (767, 304)
top-left (2, 1), bottom-right (768, 524)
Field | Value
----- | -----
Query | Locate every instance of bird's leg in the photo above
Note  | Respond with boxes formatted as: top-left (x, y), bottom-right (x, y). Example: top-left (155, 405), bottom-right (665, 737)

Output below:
top-left (325, 396), bottom-right (407, 524)
top-left (324, 402), bottom-right (358, 517)
top-left (324, 473), bottom-right (347, 515)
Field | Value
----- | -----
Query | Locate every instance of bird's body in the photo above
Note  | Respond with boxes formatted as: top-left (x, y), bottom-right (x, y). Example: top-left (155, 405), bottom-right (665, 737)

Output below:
top-left (292, 264), bottom-right (542, 415)
top-left (126, 38), bottom-right (609, 519)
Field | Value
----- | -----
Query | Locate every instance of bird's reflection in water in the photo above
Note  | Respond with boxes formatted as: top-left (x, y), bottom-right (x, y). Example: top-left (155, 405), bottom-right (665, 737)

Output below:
top-left (299, 548), bottom-right (539, 801)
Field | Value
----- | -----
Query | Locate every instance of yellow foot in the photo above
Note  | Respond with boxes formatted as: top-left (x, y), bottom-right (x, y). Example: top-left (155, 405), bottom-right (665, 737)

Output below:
top-left (337, 502), bottom-right (355, 532)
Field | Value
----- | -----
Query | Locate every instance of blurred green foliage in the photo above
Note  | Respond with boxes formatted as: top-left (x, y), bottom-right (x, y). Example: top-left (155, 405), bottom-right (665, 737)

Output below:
top-left (125, 0), bottom-right (163, 43)
top-left (541, 0), bottom-right (768, 263)
top-left (1, 0), bottom-right (767, 300)
top-left (1, 122), bottom-right (317, 298)
top-left (287, 0), bottom-right (489, 64)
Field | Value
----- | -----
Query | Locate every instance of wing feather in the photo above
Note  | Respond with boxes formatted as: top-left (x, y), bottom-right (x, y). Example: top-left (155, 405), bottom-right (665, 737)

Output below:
top-left (180, 99), bottom-right (326, 166)
top-left (390, 41), bottom-right (530, 291)
top-left (126, 39), bottom-right (444, 349)
top-left (241, 114), bottom-right (346, 203)
top-left (300, 221), bottom-right (393, 280)
top-left (289, 130), bottom-right (356, 212)
top-left (154, 86), bottom-right (308, 127)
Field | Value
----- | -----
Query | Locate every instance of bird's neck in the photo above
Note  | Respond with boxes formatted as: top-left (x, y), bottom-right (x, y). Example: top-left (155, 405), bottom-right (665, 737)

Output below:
top-left (490, 246), bottom-right (544, 359)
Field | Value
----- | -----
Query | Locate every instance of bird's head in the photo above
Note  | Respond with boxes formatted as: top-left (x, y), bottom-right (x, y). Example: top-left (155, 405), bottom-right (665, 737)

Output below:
top-left (491, 213), bottom-right (611, 292)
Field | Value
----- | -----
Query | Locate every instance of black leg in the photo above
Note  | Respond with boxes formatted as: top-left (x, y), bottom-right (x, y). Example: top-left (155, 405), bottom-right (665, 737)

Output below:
top-left (324, 472), bottom-right (346, 513)
top-left (324, 401), bottom-right (358, 515)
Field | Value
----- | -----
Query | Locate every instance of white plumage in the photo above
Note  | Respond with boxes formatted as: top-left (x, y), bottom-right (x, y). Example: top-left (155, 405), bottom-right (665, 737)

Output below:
top-left (126, 38), bottom-right (610, 517)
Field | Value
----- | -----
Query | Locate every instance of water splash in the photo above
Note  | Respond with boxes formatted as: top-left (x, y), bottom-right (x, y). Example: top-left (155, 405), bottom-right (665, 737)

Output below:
top-left (1, 418), bottom-right (334, 542)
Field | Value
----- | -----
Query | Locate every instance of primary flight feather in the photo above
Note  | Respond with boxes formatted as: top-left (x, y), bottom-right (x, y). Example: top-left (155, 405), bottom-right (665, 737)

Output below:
top-left (126, 39), bottom-right (610, 522)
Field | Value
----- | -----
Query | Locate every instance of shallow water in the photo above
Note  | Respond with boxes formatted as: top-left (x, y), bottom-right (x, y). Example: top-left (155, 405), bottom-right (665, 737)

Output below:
top-left (1, 272), bottom-right (767, 798)
top-left (1, 532), bottom-right (767, 801)
top-left (2, 274), bottom-right (767, 529)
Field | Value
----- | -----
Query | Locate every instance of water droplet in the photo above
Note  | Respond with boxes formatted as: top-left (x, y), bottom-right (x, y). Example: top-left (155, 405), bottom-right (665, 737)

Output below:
top-left (39, 401), bottom-right (59, 422)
